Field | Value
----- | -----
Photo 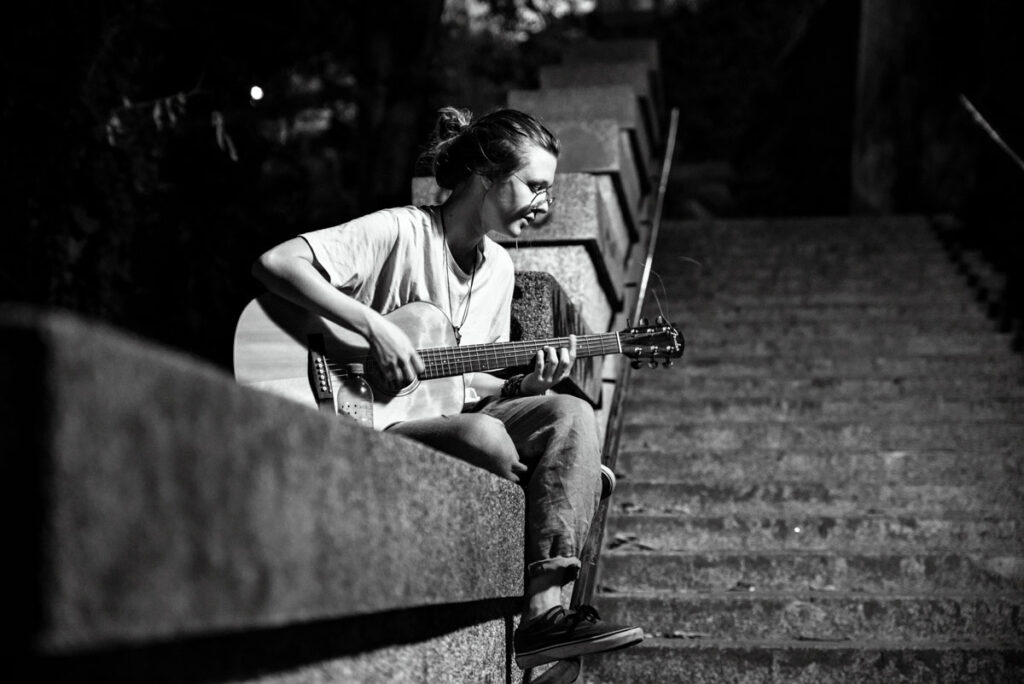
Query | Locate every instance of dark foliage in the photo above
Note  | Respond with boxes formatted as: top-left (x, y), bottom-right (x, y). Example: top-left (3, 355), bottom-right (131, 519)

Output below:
top-left (3, 1), bottom-right (447, 367)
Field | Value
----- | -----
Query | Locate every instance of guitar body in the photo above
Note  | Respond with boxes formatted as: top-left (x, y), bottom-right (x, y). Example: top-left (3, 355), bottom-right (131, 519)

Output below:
top-left (233, 293), bottom-right (464, 429)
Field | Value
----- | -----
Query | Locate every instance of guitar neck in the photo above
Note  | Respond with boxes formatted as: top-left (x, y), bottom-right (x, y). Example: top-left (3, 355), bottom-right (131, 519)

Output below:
top-left (418, 333), bottom-right (622, 379)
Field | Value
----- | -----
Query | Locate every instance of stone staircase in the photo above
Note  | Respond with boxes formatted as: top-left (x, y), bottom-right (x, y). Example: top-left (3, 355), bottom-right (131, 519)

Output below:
top-left (585, 215), bottom-right (1024, 682)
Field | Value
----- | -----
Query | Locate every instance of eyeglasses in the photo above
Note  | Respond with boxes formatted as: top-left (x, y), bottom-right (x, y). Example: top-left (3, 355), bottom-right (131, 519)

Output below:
top-left (511, 173), bottom-right (556, 208)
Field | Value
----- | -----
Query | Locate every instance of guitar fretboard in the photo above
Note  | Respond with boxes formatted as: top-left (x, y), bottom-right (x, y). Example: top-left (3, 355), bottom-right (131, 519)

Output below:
top-left (417, 333), bottom-right (623, 379)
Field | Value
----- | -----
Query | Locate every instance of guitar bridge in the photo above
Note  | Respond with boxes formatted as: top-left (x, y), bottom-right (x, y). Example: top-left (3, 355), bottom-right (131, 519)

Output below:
top-left (307, 334), bottom-right (336, 414)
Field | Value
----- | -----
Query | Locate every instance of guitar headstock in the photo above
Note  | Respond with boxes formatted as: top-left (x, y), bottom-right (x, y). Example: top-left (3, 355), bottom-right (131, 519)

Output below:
top-left (620, 316), bottom-right (684, 369)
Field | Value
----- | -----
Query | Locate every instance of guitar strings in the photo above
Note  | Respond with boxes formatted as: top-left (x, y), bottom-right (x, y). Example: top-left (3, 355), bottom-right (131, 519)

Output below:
top-left (323, 334), bottom-right (624, 375)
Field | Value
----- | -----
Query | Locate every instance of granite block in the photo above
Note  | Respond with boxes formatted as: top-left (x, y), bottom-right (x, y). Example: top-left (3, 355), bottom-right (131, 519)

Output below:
top-left (544, 118), bottom-right (643, 236)
top-left (596, 173), bottom-right (634, 261)
top-left (1, 308), bottom-right (524, 654)
top-left (540, 61), bottom-right (660, 145)
top-left (493, 173), bottom-right (626, 295)
top-left (508, 86), bottom-right (652, 183)
top-left (512, 271), bottom-right (603, 406)
top-left (561, 38), bottom-right (661, 72)
top-left (36, 600), bottom-right (524, 683)
top-left (508, 246), bottom-right (615, 335)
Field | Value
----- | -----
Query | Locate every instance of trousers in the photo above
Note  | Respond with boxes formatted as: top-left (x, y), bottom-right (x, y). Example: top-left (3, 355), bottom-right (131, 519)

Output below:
top-left (387, 393), bottom-right (602, 581)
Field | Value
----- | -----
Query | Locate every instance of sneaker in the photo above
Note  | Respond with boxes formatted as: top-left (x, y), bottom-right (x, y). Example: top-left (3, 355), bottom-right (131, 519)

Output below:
top-left (514, 605), bottom-right (644, 669)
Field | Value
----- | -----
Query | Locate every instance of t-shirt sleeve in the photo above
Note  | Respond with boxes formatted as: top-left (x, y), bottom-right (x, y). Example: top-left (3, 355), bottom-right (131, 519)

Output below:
top-left (299, 209), bottom-right (401, 292)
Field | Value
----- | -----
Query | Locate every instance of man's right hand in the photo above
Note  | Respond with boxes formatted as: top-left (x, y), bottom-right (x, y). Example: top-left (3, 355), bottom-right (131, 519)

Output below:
top-left (366, 314), bottom-right (425, 388)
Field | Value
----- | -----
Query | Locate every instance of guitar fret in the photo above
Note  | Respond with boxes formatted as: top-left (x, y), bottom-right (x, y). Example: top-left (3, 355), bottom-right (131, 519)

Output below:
top-left (356, 331), bottom-right (628, 381)
top-left (416, 333), bottom-right (624, 379)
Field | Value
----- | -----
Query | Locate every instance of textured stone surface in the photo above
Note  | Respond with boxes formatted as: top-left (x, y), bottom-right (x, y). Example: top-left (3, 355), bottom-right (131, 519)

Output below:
top-left (611, 481), bottom-right (1024, 516)
top-left (512, 271), bottom-right (602, 406)
top-left (623, 420), bottom-right (1024, 452)
top-left (614, 448), bottom-right (1024, 486)
top-left (562, 37), bottom-right (660, 71)
top-left (508, 86), bottom-right (652, 180)
top-left (495, 174), bottom-right (627, 296)
top-left (507, 246), bottom-right (615, 335)
top-left (600, 551), bottom-right (1024, 594)
top-left (544, 119), bottom-right (643, 232)
top-left (585, 640), bottom-right (1024, 684)
top-left (606, 514), bottom-right (1024, 552)
top-left (36, 600), bottom-right (524, 682)
top-left (540, 60), bottom-right (660, 145)
top-left (592, 215), bottom-right (1024, 681)
top-left (599, 593), bottom-right (1024, 641)
top-left (2, 308), bottom-right (524, 654)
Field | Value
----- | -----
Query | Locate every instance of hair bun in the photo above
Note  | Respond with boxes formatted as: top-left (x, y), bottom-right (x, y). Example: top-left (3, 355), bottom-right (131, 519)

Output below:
top-left (435, 106), bottom-right (473, 143)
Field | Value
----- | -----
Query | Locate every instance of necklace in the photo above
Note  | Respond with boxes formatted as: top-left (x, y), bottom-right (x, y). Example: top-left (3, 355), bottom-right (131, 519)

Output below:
top-left (440, 208), bottom-right (478, 346)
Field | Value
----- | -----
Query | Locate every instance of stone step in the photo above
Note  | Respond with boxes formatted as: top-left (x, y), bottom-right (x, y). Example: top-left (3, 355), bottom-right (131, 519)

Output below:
top-left (611, 481), bottom-right (1024, 516)
top-left (669, 292), bottom-right (983, 307)
top-left (662, 251), bottom-right (956, 267)
top-left (666, 302), bottom-right (990, 322)
top-left (597, 550), bottom-right (1024, 594)
top-left (678, 334), bottom-right (1014, 358)
top-left (623, 420), bottom-right (1024, 453)
top-left (595, 592), bottom-right (1024, 642)
top-left (614, 449), bottom-right (1024, 485)
top-left (661, 238), bottom-right (950, 255)
top-left (605, 513), bottom-right (1024, 553)
top-left (659, 271), bottom-right (968, 289)
top-left (673, 354), bottom-right (1024, 378)
top-left (660, 215), bottom-right (938, 238)
top-left (674, 319), bottom-right (1000, 338)
top-left (627, 374), bottom-right (1024, 400)
top-left (621, 396), bottom-right (1024, 423)
top-left (583, 639), bottom-right (1024, 683)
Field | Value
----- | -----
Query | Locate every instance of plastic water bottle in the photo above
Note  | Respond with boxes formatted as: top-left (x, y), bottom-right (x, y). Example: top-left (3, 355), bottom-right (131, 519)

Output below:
top-left (337, 363), bottom-right (374, 428)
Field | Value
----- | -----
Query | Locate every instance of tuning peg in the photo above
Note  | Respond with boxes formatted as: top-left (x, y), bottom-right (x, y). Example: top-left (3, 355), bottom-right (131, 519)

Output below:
top-left (663, 359), bottom-right (674, 368)
top-left (648, 359), bottom-right (658, 369)
top-left (655, 315), bottom-right (666, 325)
top-left (630, 360), bottom-right (643, 369)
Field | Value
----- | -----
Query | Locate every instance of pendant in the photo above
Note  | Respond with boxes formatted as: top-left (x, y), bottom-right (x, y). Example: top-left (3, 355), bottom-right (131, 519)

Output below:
top-left (453, 326), bottom-right (462, 345)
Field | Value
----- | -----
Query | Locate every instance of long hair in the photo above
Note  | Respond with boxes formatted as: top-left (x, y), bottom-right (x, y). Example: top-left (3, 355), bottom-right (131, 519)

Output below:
top-left (419, 107), bottom-right (560, 190)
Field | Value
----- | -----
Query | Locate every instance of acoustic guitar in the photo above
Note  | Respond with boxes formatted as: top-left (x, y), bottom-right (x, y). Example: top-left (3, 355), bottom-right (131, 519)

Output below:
top-left (233, 293), bottom-right (683, 429)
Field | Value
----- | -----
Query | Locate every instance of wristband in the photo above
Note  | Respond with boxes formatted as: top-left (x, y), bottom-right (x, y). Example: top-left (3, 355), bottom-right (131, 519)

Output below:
top-left (501, 373), bottom-right (526, 398)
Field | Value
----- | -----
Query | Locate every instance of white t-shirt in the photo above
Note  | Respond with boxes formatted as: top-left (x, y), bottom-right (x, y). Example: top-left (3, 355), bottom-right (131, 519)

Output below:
top-left (300, 205), bottom-right (515, 403)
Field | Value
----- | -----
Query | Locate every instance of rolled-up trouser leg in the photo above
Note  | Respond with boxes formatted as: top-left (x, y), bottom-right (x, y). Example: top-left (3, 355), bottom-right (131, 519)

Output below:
top-left (478, 393), bottom-right (602, 582)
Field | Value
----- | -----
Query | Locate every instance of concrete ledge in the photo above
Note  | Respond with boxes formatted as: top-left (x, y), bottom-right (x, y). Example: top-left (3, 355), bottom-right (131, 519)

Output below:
top-left (560, 38), bottom-right (664, 126)
top-left (508, 85), bottom-right (653, 184)
top-left (561, 38), bottom-right (661, 73)
top-left (513, 272), bottom-right (603, 406)
top-left (539, 61), bottom-right (660, 145)
top-left (1, 308), bottom-right (524, 654)
top-left (508, 246), bottom-right (616, 335)
top-left (37, 599), bottom-right (524, 683)
top-left (544, 119), bottom-right (643, 239)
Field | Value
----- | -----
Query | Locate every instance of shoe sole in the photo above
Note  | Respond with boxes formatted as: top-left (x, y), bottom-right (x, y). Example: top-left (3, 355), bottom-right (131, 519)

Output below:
top-left (600, 464), bottom-right (616, 500)
top-left (515, 626), bottom-right (644, 669)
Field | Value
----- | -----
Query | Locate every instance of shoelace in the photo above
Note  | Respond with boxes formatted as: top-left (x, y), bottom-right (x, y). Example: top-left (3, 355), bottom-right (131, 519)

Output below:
top-left (564, 605), bottom-right (601, 627)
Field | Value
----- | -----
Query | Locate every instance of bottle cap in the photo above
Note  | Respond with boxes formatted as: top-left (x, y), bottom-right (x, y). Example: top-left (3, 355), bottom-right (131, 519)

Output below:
top-left (344, 363), bottom-right (365, 375)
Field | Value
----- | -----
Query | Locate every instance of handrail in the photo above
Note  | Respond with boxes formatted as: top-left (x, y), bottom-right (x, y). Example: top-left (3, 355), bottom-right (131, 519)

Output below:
top-left (959, 94), bottom-right (1024, 176)
top-left (636, 107), bottom-right (681, 316)
top-left (571, 107), bottom-right (681, 611)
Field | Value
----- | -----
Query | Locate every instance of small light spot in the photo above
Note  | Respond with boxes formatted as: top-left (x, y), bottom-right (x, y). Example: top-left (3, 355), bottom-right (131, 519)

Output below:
top-left (250, 85), bottom-right (264, 101)
top-left (794, 526), bottom-right (802, 534)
